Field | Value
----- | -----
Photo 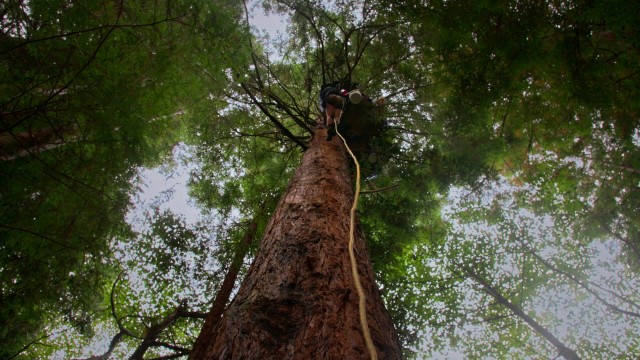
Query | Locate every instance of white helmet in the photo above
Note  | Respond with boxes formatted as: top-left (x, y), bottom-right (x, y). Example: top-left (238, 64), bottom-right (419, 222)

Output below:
top-left (348, 90), bottom-right (362, 104)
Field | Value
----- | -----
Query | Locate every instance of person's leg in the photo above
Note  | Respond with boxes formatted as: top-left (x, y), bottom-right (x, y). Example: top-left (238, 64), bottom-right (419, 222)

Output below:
top-left (326, 103), bottom-right (335, 126)
top-left (325, 94), bottom-right (344, 140)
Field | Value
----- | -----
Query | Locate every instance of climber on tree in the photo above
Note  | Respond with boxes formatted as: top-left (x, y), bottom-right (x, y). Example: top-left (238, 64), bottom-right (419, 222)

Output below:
top-left (319, 81), bottom-right (363, 141)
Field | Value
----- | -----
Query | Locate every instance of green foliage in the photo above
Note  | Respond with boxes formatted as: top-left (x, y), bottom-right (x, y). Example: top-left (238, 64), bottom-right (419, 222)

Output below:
top-left (0, 0), bottom-right (249, 357)
top-left (3, 0), bottom-right (640, 358)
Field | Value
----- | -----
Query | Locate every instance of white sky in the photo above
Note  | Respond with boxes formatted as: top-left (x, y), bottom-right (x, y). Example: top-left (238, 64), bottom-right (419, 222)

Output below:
top-left (127, 143), bottom-right (202, 230)
top-left (249, 2), bottom-right (289, 38)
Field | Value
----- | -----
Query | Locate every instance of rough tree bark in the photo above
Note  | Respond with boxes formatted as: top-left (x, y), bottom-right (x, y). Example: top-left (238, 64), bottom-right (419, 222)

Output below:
top-left (189, 124), bottom-right (402, 359)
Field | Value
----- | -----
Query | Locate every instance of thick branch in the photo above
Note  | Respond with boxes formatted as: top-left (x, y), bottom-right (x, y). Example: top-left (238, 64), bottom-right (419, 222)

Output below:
top-left (249, 55), bottom-right (315, 132)
top-left (0, 124), bottom-right (78, 161)
top-left (150, 341), bottom-right (190, 353)
top-left (129, 305), bottom-right (186, 360)
top-left (266, 91), bottom-right (314, 135)
top-left (178, 311), bottom-right (207, 319)
top-left (0, 224), bottom-right (77, 250)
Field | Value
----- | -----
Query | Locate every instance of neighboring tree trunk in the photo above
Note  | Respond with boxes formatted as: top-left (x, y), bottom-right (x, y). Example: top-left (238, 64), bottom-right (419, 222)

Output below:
top-left (0, 126), bottom-right (74, 161)
top-left (189, 124), bottom-right (402, 359)
top-left (462, 266), bottom-right (582, 360)
top-left (191, 217), bottom-right (259, 352)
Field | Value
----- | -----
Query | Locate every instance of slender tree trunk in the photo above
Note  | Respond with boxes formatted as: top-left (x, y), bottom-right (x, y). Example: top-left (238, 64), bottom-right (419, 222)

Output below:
top-left (462, 266), bottom-right (582, 360)
top-left (191, 217), bottom-right (259, 352)
top-left (189, 125), bottom-right (402, 359)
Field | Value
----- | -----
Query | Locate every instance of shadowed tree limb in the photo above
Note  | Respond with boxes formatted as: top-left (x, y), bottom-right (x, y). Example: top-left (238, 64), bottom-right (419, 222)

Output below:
top-left (0, 16), bottom-right (189, 57)
top-left (7, 334), bottom-right (49, 360)
top-left (110, 274), bottom-right (137, 340)
top-left (460, 265), bottom-right (582, 360)
top-left (129, 304), bottom-right (188, 360)
top-left (246, 53), bottom-right (316, 133)
top-left (240, 83), bottom-right (308, 151)
top-left (0, 224), bottom-right (78, 250)
top-left (74, 330), bottom-right (126, 360)
top-left (361, 184), bottom-right (399, 195)
top-left (266, 90), bottom-right (314, 134)
top-left (528, 250), bottom-right (640, 319)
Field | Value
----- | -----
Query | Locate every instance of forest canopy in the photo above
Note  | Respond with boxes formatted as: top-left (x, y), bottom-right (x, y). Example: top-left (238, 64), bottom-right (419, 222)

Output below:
top-left (1, 0), bottom-right (638, 359)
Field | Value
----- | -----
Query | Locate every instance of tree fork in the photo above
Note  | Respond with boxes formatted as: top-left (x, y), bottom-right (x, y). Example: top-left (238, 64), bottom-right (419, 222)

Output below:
top-left (189, 122), bottom-right (402, 359)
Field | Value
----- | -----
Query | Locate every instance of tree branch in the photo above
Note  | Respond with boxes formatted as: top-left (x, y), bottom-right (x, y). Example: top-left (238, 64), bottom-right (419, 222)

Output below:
top-left (110, 274), bottom-right (136, 339)
top-left (461, 265), bottom-right (582, 360)
top-left (129, 305), bottom-right (184, 360)
top-left (75, 330), bottom-right (126, 360)
top-left (3, 218), bottom-right (98, 253)
top-left (361, 184), bottom-right (399, 195)
top-left (240, 83), bottom-right (307, 151)
top-left (0, 16), bottom-right (188, 57)
top-left (7, 334), bottom-right (49, 360)
top-left (178, 311), bottom-right (207, 319)
top-left (529, 250), bottom-right (640, 319)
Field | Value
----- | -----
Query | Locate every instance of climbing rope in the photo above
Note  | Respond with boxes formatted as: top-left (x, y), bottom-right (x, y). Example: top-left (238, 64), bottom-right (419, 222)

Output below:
top-left (332, 110), bottom-right (378, 360)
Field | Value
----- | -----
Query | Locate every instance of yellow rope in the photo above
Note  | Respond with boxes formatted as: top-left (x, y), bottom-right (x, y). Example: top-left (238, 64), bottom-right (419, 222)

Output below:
top-left (332, 111), bottom-right (377, 360)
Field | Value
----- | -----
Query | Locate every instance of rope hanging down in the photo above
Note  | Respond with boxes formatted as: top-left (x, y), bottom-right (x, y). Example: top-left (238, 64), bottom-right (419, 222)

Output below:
top-left (332, 111), bottom-right (377, 360)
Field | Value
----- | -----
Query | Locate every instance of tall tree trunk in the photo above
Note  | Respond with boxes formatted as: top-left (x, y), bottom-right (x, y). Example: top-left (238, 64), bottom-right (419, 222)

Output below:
top-left (189, 125), bottom-right (402, 359)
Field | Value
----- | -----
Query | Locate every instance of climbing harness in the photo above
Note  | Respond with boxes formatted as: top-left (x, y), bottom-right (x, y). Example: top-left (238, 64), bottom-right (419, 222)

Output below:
top-left (332, 107), bottom-right (378, 360)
